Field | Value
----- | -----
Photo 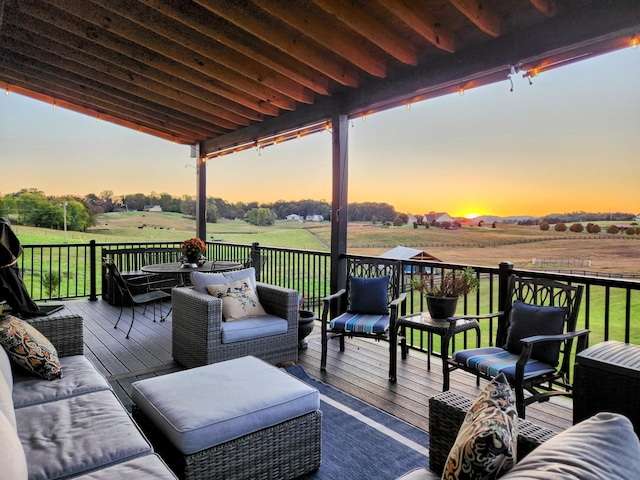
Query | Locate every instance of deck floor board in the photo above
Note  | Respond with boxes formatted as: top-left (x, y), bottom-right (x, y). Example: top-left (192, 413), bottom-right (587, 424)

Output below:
top-left (53, 299), bottom-right (573, 433)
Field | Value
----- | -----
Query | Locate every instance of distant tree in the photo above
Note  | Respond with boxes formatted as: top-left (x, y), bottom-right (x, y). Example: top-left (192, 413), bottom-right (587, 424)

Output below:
top-left (554, 222), bottom-right (567, 232)
top-left (398, 213), bottom-right (409, 224)
top-left (607, 225), bottom-right (620, 234)
top-left (569, 223), bottom-right (584, 233)
top-left (371, 216), bottom-right (378, 225)
top-left (586, 223), bottom-right (602, 234)
top-left (626, 227), bottom-right (636, 235)
top-left (636, 227), bottom-right (640, 235)
top-left (539, 221), bottom-right (550, 231)
top-left (393, 217), bottom-right (403, 227)
top-left (245, 207), bottom-right (277, 226)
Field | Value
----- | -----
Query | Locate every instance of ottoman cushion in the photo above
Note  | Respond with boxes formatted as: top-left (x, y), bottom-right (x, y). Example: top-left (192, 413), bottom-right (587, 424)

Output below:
top-left (131, 356), bottom-right (319, 455)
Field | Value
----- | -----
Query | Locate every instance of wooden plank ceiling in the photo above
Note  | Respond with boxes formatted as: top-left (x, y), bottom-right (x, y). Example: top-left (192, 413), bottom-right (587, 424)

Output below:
top-left (1, 0), bottom-right (639, 156)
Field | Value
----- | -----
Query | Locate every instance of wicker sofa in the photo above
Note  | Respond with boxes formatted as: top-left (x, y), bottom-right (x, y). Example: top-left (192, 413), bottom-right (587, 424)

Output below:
top-left (0, 314), bottom-right (177, 480)
top-left (400, 391), bottom-right (640, 479)
top-left (171, 268), bottom-right (299, 368)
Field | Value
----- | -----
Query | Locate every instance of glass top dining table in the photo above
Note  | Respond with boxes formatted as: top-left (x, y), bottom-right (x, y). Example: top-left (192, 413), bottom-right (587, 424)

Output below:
top-left (141, 260), bottom-right (243, 275)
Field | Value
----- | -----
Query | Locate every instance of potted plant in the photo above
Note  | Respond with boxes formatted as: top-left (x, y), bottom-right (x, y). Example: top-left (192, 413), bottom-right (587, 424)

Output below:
top-left (410, 267), bottom-right (479, 319)
top-left (181, 237), bottom-right (206, 266)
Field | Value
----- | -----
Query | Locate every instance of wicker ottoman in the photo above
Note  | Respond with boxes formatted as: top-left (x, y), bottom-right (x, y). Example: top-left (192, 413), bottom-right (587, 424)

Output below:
top-left (131, 356), bottom-right (321, 480)
top-left (574, 340), bottom-right (640, 432)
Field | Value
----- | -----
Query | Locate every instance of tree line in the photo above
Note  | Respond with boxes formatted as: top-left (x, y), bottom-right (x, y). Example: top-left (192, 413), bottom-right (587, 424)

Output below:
top-left (0, 189), bottom-right (401, 231)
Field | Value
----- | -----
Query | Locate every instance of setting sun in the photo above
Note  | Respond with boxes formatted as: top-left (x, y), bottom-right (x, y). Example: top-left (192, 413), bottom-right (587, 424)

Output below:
top-left (464, 213), bottom-right (481, 219)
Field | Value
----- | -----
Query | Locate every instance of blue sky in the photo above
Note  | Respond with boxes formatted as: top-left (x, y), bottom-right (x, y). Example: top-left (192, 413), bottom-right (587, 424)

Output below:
top-left (1, 47), bottom-right (638, 217)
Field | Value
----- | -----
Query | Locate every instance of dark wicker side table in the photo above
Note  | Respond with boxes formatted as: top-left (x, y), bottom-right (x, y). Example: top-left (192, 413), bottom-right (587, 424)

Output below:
top-left (573, 340), bottom-right (640, 432)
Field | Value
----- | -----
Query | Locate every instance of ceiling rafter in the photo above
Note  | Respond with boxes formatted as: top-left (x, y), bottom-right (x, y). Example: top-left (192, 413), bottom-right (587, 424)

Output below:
top-left (375, 0), bottom-right (457, 53)
top-left (92, 0), bottom-right (315, 105)
top-left (312, 0), bottom-right (418, 66)
top-left (15, 1), bottom-right (280, 120)
top-left (1, 32), bottom-right (239, 133)
top-left (255, 0), bottom-right (389, 77)
top-left (0, 60), bottom-right (207, 141)
top-left (449, 0), bottom-right (502, 37)
top-left (193, 0), bottom-right (362, 87)
top-left (139, 0), bottom-right (332, 97)
top-left (44, 0), bottom-right (297, 111)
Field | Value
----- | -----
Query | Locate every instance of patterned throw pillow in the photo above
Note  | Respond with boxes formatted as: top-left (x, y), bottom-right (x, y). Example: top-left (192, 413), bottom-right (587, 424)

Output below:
top-left (442, 373), bottom-right (518, 480)
top-left (0, 316), bottom-right (63, 381)
top-left (206, 277), bottom-right (267, 321)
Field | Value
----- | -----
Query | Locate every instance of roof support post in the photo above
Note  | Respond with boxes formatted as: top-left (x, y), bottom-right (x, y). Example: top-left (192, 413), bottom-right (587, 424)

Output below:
top-left (195, 141), bottom-right (207, 241)
top-left (330, 113), bottom-right (349, 296)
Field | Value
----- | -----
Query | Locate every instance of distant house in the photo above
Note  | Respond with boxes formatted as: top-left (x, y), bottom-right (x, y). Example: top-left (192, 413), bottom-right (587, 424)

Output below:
top-left (422, 212), bottom-right (455, 228)
top-left (143, 205), bottom-right (162, 212)
top-left (635, 214), bottom-right (640, 221)
top-left (407, 215), bottom-right (418, 225)
top-left (379, 246), bottom-right (442, 274)
top-left (286, 214), bottom-right (303, 221)
top-left (305, 214), bottom-right (324, 222)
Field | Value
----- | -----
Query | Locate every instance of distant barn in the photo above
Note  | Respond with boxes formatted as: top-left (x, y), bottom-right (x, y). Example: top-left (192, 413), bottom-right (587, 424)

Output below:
top-left (379, 246), bottom-right (442, 274)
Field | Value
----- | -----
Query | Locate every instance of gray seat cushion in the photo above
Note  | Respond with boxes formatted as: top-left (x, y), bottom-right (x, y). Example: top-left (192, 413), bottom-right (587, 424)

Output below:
top-left (13, 355), bottom-right (111, 408)
top-left (220, 315), bottom-right (288, 343)
top-left (16, 390), bottom-right (152, 480)
top-left (131, 356), bottom-right (319, 455)
top-left (69, 454), bottom-right (178, 479)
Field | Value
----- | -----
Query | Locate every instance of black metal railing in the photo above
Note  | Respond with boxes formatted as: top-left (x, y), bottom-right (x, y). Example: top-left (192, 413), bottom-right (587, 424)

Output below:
top-left (15, 241), bottom-right (640, 355)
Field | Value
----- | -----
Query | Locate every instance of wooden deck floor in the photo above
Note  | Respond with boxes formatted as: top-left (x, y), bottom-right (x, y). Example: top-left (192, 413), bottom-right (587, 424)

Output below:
top-left (54, 298), bottom-right (573, 434)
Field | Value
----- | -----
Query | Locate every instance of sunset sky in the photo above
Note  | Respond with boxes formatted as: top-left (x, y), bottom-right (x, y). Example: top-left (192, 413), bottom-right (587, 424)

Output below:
top-left (1, 47), bottom-right (639, 218)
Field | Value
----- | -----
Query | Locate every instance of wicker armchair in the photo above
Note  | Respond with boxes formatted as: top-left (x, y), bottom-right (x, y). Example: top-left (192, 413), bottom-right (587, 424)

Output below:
top-left (172, 282), bottom-right (299, 368)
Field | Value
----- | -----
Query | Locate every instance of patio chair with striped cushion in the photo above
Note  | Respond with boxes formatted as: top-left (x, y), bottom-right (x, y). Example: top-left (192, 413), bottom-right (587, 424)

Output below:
top-left (444, 275), bottom-right (588, 418)
top-left (321, 257), bottom-right (406, 380)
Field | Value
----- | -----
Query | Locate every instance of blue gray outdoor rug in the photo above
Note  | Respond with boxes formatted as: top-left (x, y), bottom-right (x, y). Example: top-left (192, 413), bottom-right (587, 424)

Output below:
top-left (284, 365), bottom-right (430, 479)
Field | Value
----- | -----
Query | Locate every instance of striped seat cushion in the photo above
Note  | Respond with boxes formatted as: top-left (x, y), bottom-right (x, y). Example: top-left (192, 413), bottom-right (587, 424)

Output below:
top-left (452, 347), bottom-right (556, 381)
top-left (329, 312), bottom-right (390, 334)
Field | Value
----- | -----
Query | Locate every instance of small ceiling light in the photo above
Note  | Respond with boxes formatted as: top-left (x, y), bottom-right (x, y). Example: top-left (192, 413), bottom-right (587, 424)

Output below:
top-left (5, 86), bottom-right (8, 95)
top-left (632, 38), bottom-right (639, 49)
top-left (361, 114), bottom-right (366, 121)
top-left (96, 114), bottom-right (100, 122)
top-left (406, 102), bottom-right (411, 110)
top-left (296, 131), bottom-right (301, 139)
top-left (136, 127), bottom-right (140, 135)
top-left (458, 87), bottom-right (464, 97)
top-left (53, 99), bottom-right (57, 109)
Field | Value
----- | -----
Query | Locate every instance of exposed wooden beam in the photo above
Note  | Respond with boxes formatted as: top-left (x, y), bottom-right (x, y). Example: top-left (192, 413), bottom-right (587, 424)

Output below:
top-left (1, 54), bottom-right (220, 138)
top-left (312, 0), bottom-right (418, 65)
top-left (140, 0), bottom-right (332, 97)
top-left (530, 0), bottom-right (557, 17)
top-left (50, 0), bottom-right (297, 111)
top-left (0, 66), bottom-right (202, 143)
top-left (1, 32), bottom-right (238, 133)
top-left (23, 0), bottom-right (280, 117)
top-left (92, 0), bottom-right (315, 105)
top-left (4, 83), bottom-right (197, 144)
top-left (256, 0), bottom-right (389, 77)
top-left (376, 0), bottom-right (457, 53)
top-left (193, 0), bottom-right (361, 88)
top-left (449, 0), bottom-right (501, 37)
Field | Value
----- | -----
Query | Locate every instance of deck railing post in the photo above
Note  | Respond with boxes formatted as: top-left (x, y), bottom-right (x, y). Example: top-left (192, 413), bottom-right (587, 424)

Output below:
top-left (498, 261), bottom-right (513, 310)
top-left (251, 242), bottom-right (262, 280)
top-left (89, 240), bottom-right (97, 301)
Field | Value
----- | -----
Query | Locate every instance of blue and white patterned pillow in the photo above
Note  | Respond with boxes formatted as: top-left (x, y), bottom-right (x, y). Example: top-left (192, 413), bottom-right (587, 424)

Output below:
top-left (442, 373), bottom-right (518, 480)
top-left (206, 277), bottom-right (267, 321)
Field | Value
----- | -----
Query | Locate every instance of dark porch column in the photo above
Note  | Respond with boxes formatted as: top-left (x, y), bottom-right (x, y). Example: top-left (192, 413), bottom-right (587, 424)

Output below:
top-left (196, 141), bottom-right (207, 241)
top-left (330, 113), bottom-right (349, 294)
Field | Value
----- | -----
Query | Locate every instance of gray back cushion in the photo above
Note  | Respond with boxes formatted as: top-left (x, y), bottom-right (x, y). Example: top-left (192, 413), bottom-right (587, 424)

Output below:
top-left (191, 267), bottom-right (257, 294)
